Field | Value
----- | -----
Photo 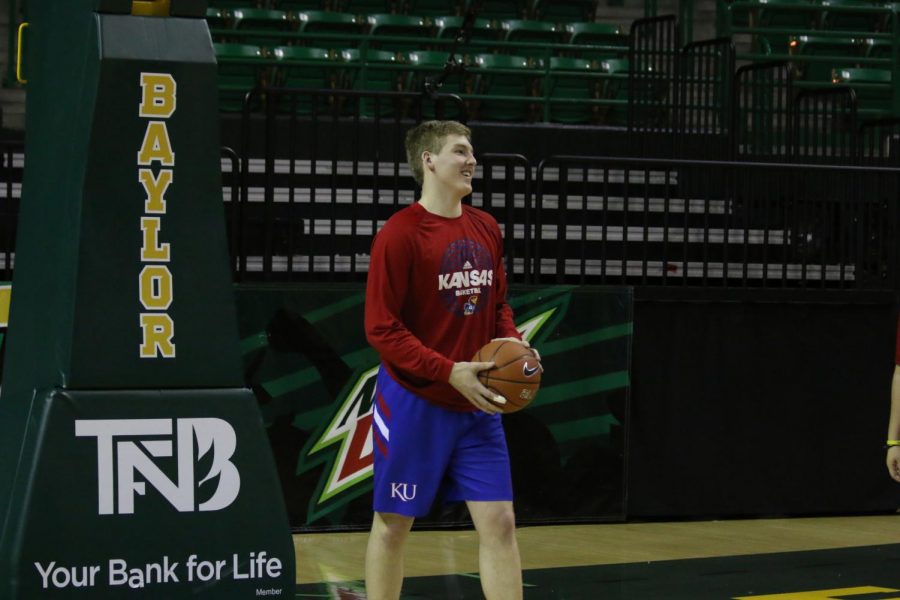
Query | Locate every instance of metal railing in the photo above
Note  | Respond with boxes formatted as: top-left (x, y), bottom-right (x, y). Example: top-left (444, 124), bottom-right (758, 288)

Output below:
top-left (225, 91), bottom-right (900, 291)
top-left (533, 155), bottom-right (899, 290)
top-left (2, 128), bottom-right (899, 293)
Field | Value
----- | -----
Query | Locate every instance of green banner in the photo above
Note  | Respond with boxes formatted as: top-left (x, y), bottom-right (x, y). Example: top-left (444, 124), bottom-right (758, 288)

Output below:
top-left (236, 284), bottom-right (633, 530)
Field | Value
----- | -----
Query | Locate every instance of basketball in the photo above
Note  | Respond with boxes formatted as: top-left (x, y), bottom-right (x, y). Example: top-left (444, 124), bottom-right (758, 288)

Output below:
top-left (472, 339), bottom-right (542, 413)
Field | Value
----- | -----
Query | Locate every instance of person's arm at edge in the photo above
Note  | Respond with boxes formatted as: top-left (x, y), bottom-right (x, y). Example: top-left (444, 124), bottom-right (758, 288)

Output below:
top-left (888, 364), bottom-right (900, 482)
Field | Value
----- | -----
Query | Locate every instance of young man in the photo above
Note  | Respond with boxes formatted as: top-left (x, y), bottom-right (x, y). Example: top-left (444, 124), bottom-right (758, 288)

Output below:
top-left (364, 121), bottom-right (532, 600)
top-left (887, 322), bottom-right (900, 482)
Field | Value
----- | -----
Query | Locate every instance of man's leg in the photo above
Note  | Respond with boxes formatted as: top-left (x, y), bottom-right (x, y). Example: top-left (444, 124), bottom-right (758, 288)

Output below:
top-left (365, 511), bottom-right (415, 600)
top-left (467, 500), bottom-right (522, 600)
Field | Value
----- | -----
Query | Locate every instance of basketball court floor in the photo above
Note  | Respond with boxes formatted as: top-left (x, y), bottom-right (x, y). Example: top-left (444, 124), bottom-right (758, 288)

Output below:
top-left (294, 515), bottom-right (900, 598)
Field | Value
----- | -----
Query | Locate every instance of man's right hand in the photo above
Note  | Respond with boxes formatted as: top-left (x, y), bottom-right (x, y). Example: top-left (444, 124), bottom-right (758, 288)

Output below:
top-left (448, 361), bottom-right (504, 414)
top-left (888, 446), bottom-right (900, 482)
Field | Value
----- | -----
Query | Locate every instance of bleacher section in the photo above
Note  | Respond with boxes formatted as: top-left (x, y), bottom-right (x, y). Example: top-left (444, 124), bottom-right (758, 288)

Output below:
top-left (206, 0), bottom-right (632, 123)
top-left (206, 0), bottom-right (900, 129)
top-left (719, 0), bottom-right (899, 119)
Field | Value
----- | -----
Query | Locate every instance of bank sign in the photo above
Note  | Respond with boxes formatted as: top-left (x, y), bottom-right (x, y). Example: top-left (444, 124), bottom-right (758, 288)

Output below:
top-left (8, 390), bottom-right (294, 599)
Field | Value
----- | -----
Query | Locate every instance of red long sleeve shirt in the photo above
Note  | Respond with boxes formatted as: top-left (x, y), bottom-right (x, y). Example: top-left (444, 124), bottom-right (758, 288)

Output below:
top-left (365, 202), bottom-right (520, 411)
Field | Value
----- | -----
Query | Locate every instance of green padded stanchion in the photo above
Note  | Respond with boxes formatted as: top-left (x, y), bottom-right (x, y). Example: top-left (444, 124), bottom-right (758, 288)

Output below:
top-left (0, 1), bottom-right (296, 597)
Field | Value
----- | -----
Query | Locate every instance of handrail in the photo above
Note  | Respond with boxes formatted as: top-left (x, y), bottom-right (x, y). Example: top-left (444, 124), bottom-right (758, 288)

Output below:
top-left (15, 22), bottom-right (28, 84)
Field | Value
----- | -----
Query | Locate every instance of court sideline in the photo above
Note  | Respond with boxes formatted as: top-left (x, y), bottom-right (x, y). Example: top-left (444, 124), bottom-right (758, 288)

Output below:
top-left (294, 515), bottom-right (900, 598)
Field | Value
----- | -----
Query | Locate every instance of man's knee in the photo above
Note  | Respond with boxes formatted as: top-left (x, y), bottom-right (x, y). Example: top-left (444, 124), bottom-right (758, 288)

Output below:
top-left (489, 508), bottom-right (517, 542)
top-left (472, 502), bottom-right (517, 544)
top-left (371, 511), bottom-right (415, 549)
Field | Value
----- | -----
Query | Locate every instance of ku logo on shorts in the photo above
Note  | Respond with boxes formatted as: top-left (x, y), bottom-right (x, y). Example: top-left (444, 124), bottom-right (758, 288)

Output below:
top-left (390, 483), bottom-right (418, 502)
top-left (371, 367), bottom-right (513, 517)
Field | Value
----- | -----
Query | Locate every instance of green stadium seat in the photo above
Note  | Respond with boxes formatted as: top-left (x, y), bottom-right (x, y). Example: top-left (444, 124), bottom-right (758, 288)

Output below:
top-left (271, 46), bottom-right (338, 114)
top-left (542, 56), bottom-right (601, 124)
top-left (565, 22), bottom-right (628, 61)
top-left (339, 0), bottom-right (397, 15)
top-left (231, 8), bottom-right (294, 47)
top-left (533, 0), bottom-right (598, 23)
top-left (404, 51), bottom-right (467, 118)
top-left (206, 7), bottom-right (230, 30)
top-left (789, 34), bottom-right (864, 81)
top-left (501, 19), bottom-right (563, 59)
top-left (433, 15), bottom-right (499, 54)
top-left (469, 53), bottom-right (538, 121)
top-left (820, 0), bottom-right (884, 32)
top-left (466, 0), bottom-right (528, 21)
top-left (213, 42), bottom-right (269, 112)
top-left (720, 0), bottom-right (751, 30)
top-left (366, 13), bottom-right (431, 52)
top-left (339, 48), bottom-right (405, 116)
top-left (832, 66), bottom-right (892, 115)
top-left (756, 0), bottom-right (816, 55)
top-left (864, 37), bottom-right (893, 60)
top-left (403, 0), bottom-right (464, 16)
top-left (404, 51), bottom-right (462, 93)
top-left (209, 0), bottom-right (264, 8)
top-left (295, 11), bottom-right (365, 49)
top-left (274, 0), bottom-right (327, 10)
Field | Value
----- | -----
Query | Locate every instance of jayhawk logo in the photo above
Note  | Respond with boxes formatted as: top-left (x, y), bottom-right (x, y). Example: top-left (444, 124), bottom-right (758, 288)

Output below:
top-left (463, 295), bottom-right (479, 316)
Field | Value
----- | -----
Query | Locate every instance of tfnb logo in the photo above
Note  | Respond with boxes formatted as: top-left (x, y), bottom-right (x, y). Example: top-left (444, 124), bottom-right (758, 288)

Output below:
top-left (75, 418), bottom-right (240, 515)
top-left (390, 482), bottom-right (417, 502)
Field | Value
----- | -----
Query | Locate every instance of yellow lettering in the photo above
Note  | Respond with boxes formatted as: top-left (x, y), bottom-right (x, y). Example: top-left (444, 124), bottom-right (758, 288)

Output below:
top-left (137, 72), bottom-right (176, 359)
top-left (139, 313), bottom-right (175, 358)
top-left (138, 168), bottom-right (172, 214)
top-left (733, 586), bottom-right (900, 599)
top-left (0, 284), bottom-right (10, 328)
top-left (139, 265), bottom-right (173, 310)
top-left (139, 72), bottom-right (176, 118)
top-left (141, 217), bottom-right (170, 262)
top-left (137, 121), bottom-right (174, 166)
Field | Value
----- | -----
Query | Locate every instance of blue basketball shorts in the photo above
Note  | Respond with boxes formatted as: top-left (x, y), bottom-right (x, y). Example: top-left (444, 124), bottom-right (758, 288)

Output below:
top-left (371, 366), bottom-right (514, 517)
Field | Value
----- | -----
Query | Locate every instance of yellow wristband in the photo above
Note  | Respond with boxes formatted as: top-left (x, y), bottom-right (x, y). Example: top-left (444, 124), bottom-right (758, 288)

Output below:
top-left (887, 440), bottom-right (900, 447)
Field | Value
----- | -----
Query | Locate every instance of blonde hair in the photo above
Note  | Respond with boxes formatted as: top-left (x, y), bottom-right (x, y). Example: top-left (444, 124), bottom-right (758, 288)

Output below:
top-left (405, 120), bottom-right (472, 186)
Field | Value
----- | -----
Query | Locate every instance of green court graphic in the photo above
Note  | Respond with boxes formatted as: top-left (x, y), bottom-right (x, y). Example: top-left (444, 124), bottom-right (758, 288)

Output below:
top-left (236, 284), bottom-right (633, 529)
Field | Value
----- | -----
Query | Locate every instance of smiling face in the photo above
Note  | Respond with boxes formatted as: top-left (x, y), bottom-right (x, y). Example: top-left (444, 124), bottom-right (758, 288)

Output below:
top-left (422, 134), bottom-right (477, 200)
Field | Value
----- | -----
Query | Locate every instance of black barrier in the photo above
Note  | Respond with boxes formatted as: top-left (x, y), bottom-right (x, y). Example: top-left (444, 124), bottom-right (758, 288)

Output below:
top-left (677, 37), bottom-right (734, 154)
top-left (221, 146), bottom-right (241, 276)
top-left (479, 153), bottom-right (535, 284)
top-left (793, 87), bottom-right (858, 163)
top-left (3, 137), bottom-right (900, 291)
top-left (734, 61), bottom-right (793, 161)
top-left (859, 118), bottom-right (900, 164)
top-left (629, 14), bottom-right (679, 136)
top-left (236, 87), bottom-right (467, 283)
top-left (0, 142), bottom-right (18, 282)
top-left (535, 156), bottom-right (900, 290)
